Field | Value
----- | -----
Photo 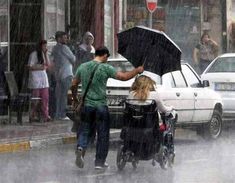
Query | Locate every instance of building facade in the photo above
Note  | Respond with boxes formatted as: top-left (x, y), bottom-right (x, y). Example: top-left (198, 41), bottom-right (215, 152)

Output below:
top-left (0, 0), bottom-right (232, 93)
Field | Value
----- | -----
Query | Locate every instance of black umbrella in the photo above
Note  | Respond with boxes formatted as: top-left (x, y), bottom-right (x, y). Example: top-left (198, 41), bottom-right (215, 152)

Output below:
top-left (117, 26), bottom-right (182, 76)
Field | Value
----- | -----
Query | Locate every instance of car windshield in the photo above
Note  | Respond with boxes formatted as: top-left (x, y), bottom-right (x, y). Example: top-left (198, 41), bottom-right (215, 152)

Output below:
top-left (208, 57), bottom-right (235, 73)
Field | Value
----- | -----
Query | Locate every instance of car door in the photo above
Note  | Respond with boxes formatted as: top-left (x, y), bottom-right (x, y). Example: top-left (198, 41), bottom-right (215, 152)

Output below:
top-left (181, 64), bottom-right (213, 123)
top-left (161, 70), bottom-right (194, 123)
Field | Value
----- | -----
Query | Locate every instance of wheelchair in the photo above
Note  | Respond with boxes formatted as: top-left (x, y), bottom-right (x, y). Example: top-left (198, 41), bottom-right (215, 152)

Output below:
top-left (116, 99), bottom-right (176, 170)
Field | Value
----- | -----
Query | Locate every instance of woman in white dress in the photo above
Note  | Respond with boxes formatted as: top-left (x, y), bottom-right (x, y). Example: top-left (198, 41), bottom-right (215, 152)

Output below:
top-left (28, 40), bottom-right (51, 122)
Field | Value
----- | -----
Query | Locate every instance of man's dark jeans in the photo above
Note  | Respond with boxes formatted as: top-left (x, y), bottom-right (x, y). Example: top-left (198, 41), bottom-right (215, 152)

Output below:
top-left (77, 105), bottom-right (110, 166)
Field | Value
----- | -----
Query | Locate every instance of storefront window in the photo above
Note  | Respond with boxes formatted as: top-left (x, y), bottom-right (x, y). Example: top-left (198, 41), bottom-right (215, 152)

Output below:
top-left (166, 0), bottom-right (200, 64)
top-left (123, 0), bottom-right (165, 30)
top-left (124, 0), bottom-right (146, 29)
top-left (0, 0), bottom-right (8, 42)
top-left (227, 0), bottom-right (235, 52)
top-left (104, 0), bottom-right (124, 57)
top-left (104, 0), bottom-right (114, 56)
top-left (44, 0), bottom-right (65, 40)
top-left (123, 0), bottom-right (200, 65)
top-left (0, 0), bottom-right (8, 95)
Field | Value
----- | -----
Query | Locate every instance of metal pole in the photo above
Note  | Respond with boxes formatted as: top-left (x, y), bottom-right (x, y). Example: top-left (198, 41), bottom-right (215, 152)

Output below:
top-left (7, 0), bottom-right (10, 71)
top-left (123, 0), bottom-right (127, 29)
top-left (67, 0), bottom-right (71, 35)
top-left (7, 0), bottom-right (11, 123)
top-left (111, 0), bottom-right (115, 57)
top-left (149, 12), bottom-right (153, 28)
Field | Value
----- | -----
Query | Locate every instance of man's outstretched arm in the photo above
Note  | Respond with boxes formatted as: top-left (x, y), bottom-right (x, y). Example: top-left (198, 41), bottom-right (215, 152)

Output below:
top-left (115, 66), bottom-right (144, 81)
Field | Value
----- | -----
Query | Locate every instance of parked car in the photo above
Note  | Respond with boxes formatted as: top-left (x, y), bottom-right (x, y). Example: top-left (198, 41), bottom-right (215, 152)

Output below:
top-left (201, 53), bottom-right (235, 122)
top-left (106, 58), bottom-right (223, 139)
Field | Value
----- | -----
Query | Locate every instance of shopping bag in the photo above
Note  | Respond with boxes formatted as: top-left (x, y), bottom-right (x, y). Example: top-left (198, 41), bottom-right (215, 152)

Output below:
top-left (66, 101), bottom-right (83, 133)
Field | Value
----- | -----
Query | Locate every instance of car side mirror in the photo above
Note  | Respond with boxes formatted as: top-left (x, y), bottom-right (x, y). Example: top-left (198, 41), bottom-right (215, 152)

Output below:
top-left (202, 80), bottom-right (210, 87)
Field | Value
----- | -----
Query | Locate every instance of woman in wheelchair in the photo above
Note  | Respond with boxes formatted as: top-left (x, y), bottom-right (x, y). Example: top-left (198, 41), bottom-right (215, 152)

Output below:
top-left (127, 75), bottom-right (175, 132)
top-left (127, 75), bottom-right (173, 113)
top-left (117, 75), bottom-right (176, 170)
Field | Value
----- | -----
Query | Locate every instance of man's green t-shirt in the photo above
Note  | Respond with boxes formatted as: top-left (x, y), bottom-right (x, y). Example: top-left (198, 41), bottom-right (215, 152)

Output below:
top-left (75, 60), bottom-right (117, 107)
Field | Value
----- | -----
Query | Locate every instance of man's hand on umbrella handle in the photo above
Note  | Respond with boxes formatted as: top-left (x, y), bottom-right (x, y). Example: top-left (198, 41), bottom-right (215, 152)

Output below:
top-left (137, 66), bottom-right (144, 74)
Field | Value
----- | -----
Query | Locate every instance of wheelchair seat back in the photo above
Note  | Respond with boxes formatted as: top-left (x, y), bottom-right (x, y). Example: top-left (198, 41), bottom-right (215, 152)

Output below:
top-left (123, 99), bottom-right (158, 129)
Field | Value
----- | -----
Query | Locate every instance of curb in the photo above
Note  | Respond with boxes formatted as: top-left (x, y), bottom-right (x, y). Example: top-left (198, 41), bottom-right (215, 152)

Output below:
top-left (0, 130), bottom-right (121, 154)
top-left (0, 128), bottom-right (195, 153)
top-left (29, 134), bottom-right (77, 149)
top-left (0, 141), bottom-right (30, 153)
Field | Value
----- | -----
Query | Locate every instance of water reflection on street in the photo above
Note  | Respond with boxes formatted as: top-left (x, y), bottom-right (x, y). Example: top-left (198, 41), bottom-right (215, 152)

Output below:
top-left (1, 126), bottom-right (235, 183)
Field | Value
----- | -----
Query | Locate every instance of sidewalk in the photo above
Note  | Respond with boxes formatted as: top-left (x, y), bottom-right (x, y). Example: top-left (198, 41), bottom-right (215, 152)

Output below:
top-left (0, 116), bottom-right (121, 153)
top-left (0, 116), bottom-right (197, 154)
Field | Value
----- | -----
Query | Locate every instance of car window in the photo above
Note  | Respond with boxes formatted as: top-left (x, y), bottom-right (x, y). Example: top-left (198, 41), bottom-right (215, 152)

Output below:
top-left (208, 57), bottom-right (235, 72)
top-left (162, 73), bottom-right (175, 88)
top-left (171, 70), bottom-right (187, 88)
top-left (181, 65), bottom-right (200, 87)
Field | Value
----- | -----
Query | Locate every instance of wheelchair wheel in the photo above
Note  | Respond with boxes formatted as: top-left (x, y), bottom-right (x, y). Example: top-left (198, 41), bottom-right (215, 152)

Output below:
top-left (159, 145), bottom-right (169, 170)
top-left (168, 152), bottom-right (175, 168)
top-left (117, 145), bottom-right (126, 171)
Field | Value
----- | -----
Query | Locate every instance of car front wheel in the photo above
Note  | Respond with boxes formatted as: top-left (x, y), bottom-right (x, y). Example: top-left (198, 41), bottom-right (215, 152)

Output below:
top-left (205, 109), bottom-right (222, 139)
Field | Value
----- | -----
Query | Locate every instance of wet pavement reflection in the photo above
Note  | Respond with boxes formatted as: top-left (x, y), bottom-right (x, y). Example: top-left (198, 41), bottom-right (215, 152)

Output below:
top-left (1, 126), bottom-right (235, 183)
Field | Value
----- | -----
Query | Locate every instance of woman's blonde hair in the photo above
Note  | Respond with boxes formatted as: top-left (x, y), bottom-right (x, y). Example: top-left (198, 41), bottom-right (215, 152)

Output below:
top-left (130, 75), bottom-right (156, 101)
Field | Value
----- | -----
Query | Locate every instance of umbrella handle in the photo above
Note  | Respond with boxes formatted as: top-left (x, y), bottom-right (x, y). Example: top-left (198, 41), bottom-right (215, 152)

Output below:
top-left (143, 57), bottom-right (147, 67)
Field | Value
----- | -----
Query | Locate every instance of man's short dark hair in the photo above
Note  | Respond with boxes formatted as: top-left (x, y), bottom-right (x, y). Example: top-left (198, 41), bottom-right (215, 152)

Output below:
top-left (55, 31), bottom-right (66, 40)
top-left (95, 46), bottom-right (110, 57)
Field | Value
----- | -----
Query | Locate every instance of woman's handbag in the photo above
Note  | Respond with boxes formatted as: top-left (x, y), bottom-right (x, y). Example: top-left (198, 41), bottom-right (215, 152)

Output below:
top-left (68, 64), bottom-right (99, 132)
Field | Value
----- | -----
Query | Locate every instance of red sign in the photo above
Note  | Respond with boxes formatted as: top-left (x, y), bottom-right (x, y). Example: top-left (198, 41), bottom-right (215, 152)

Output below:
top-left (146, 0), bottom-right (158, 13)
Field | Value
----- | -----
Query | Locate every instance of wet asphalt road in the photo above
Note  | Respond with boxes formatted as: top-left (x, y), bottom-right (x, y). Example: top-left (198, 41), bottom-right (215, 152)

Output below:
top-left (1, 127), bottom-right (235, 183)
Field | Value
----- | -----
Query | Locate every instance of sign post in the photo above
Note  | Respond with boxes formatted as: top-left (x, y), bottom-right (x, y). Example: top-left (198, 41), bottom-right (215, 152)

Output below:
top-left (145, 0), bottom-right (158, 28)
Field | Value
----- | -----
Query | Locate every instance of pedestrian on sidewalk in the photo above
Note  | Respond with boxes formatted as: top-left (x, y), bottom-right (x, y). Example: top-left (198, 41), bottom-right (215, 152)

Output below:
top-left (73, 31), bottom-right (95, 73)
top-left (71, 46), bottom-right (144, 169)
top-left (193, 32), bottom-right (219, 74)
top-left (51, 31), bottom-right (76, 120)
top-left (27, 40), bottom-right (52, 122)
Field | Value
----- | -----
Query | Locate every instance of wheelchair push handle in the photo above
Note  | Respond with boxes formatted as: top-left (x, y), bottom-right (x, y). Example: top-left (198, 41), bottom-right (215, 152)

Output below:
top-left (160, 109), bottom-right (176, 120)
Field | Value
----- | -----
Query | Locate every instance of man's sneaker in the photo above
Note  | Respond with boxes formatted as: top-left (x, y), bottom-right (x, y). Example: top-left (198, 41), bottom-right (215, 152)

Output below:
top-left (95, 162), bottom-right (109, 170)
top-left (60, 117), bottom-right (70, 121)
top-left (75, 147), bottom-right (84, 168)
top-left (103, 162), bottom-right (109, 167)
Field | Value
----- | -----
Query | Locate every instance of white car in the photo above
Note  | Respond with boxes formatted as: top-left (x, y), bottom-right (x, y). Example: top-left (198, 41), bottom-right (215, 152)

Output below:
top-left (107, 58), bottom-right (223, 139)
top-left (201, 53), bottom-right (235, 122)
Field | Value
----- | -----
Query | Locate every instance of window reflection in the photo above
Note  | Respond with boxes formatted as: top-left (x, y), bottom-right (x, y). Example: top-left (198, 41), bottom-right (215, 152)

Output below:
top-left (104, 0), bottom-right (113, 55)
top-left (0, 0), bottom-right (8, 95)
top-left (181, 65), bottom-right (200, 87)
top-left (172, 71), bottom-right (187, 88)
top-left (44, 0), bottom-right (65, 39)
top-left (0, 0), bottom-right (8, 42)
top-left (208, 57), bottom-right (235, 73)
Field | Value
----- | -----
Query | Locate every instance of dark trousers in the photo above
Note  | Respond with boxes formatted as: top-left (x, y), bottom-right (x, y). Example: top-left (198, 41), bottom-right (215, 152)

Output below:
top-left (77, 105), bottom-right (110, 166)
top-left (199, 59), bottom-right (211, 74)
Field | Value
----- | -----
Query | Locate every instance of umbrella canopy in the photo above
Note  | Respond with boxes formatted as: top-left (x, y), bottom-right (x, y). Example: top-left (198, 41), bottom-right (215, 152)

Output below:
top-left (117, 26), bottom-right (182, 76)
